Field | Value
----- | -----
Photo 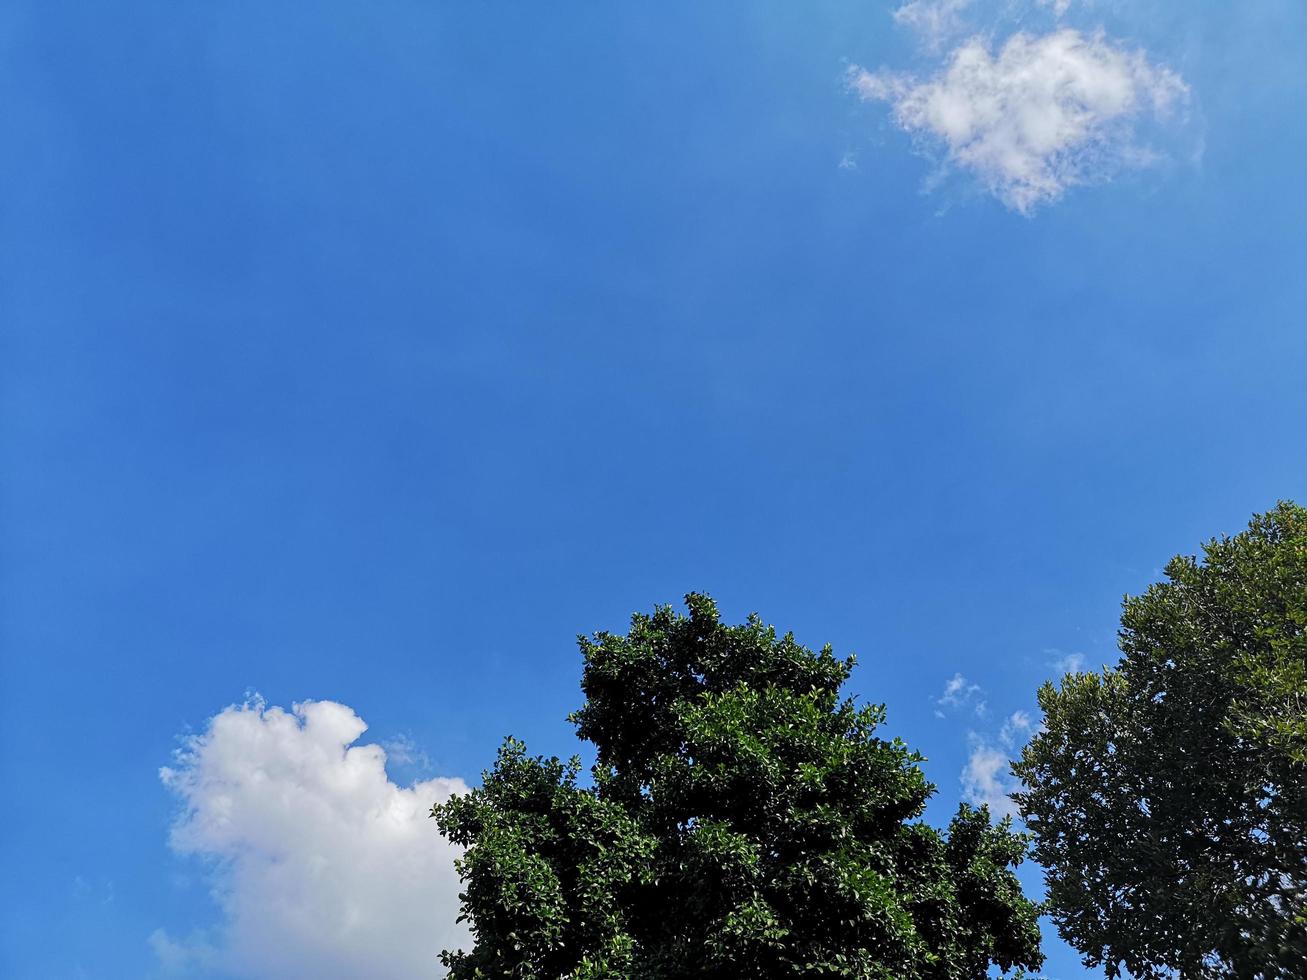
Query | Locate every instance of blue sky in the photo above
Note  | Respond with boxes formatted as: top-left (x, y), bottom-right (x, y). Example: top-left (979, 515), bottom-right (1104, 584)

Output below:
top-left (2, 2), bottom-right (1305, 977)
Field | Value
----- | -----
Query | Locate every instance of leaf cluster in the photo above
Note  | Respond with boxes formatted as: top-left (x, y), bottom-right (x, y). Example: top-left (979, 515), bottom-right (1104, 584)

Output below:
top-left (436, 594), bottom-right (1043, 979)
top-left (1014, 502), bottom-right (1307, 979)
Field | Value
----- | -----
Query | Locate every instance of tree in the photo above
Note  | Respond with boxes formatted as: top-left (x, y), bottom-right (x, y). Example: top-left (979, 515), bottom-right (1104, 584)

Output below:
top-left (434, 594), bottom-right (1043, 979)
top-left (1013, 502), bottom-right (1307, 979)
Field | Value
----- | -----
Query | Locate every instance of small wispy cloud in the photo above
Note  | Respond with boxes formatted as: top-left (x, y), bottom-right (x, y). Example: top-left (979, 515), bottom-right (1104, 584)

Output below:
top-left (1047, 648), bottom-right (1086, 674)
top-left (999, 709), bottom-right (1035, 749)
top-left (381, 732), bottom-right (433, 772)
top-left (939, 672), bottom-right (981, 707)
top-left (71, 875), bottom-right (115, 906)
top-left (935, 672), bottom-right (987, 718)
top-left (892, 0), bottom-right (974, 50)
top-left (892, 0), bottom-right (1077, 50)
top-left (149, 929), bottom-right (218, 976)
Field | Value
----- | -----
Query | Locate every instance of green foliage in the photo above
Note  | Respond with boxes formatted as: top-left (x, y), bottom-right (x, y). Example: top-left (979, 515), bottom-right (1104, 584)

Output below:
top-left (1014, 502), bottom-right (1307, 979)
top-left (435, 594), bottom-right (1043, 979)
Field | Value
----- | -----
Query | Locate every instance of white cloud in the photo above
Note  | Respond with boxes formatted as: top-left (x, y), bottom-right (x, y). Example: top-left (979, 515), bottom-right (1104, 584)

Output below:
top-left (1048, 649), bottom-right (1086, 674)
top-left (936, 672), bottom-right (987, 717)
top-left (892, 0), bottom-right (974, 49)
top-left (939, 672), bottom-right (978, 705)
top-left (962, 738), bottom-right (1022, 820)
top-left (998, 709), bottom-right (1035, 749)
top-left (158, 699), bottom-right (469, 980)
top-left (380, 732), bottom-right (433, 771)
top-left (1036, 0), bottom-right (1074, 16)
top-left (149, 929), bottom-right (217, 975)
top-left (850, 28), bottom-right (1188, 212)
top-left (894, 0), bottom-right (1076, 49)
top-left (964, 710), bottom-right (1039, 820)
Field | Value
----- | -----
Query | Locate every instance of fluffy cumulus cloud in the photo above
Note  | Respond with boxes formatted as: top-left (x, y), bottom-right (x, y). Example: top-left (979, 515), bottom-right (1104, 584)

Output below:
top-left (855, 0), bottom-right (1191, 213)
top-left (851, 29), bottom-right (1187, 213)
top-left (157, 699), bottom-right (469, 979)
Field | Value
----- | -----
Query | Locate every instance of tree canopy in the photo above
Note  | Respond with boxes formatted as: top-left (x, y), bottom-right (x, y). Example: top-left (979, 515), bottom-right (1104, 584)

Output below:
top-left (1014, 502), bottom-right (1307, 979)
top-left (435, 594), bottom-right (1043, 978)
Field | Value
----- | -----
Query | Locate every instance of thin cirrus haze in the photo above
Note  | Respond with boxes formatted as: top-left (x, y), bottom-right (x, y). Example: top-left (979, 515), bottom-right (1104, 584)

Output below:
top-left (157, 700), bottom-right (468, 980)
